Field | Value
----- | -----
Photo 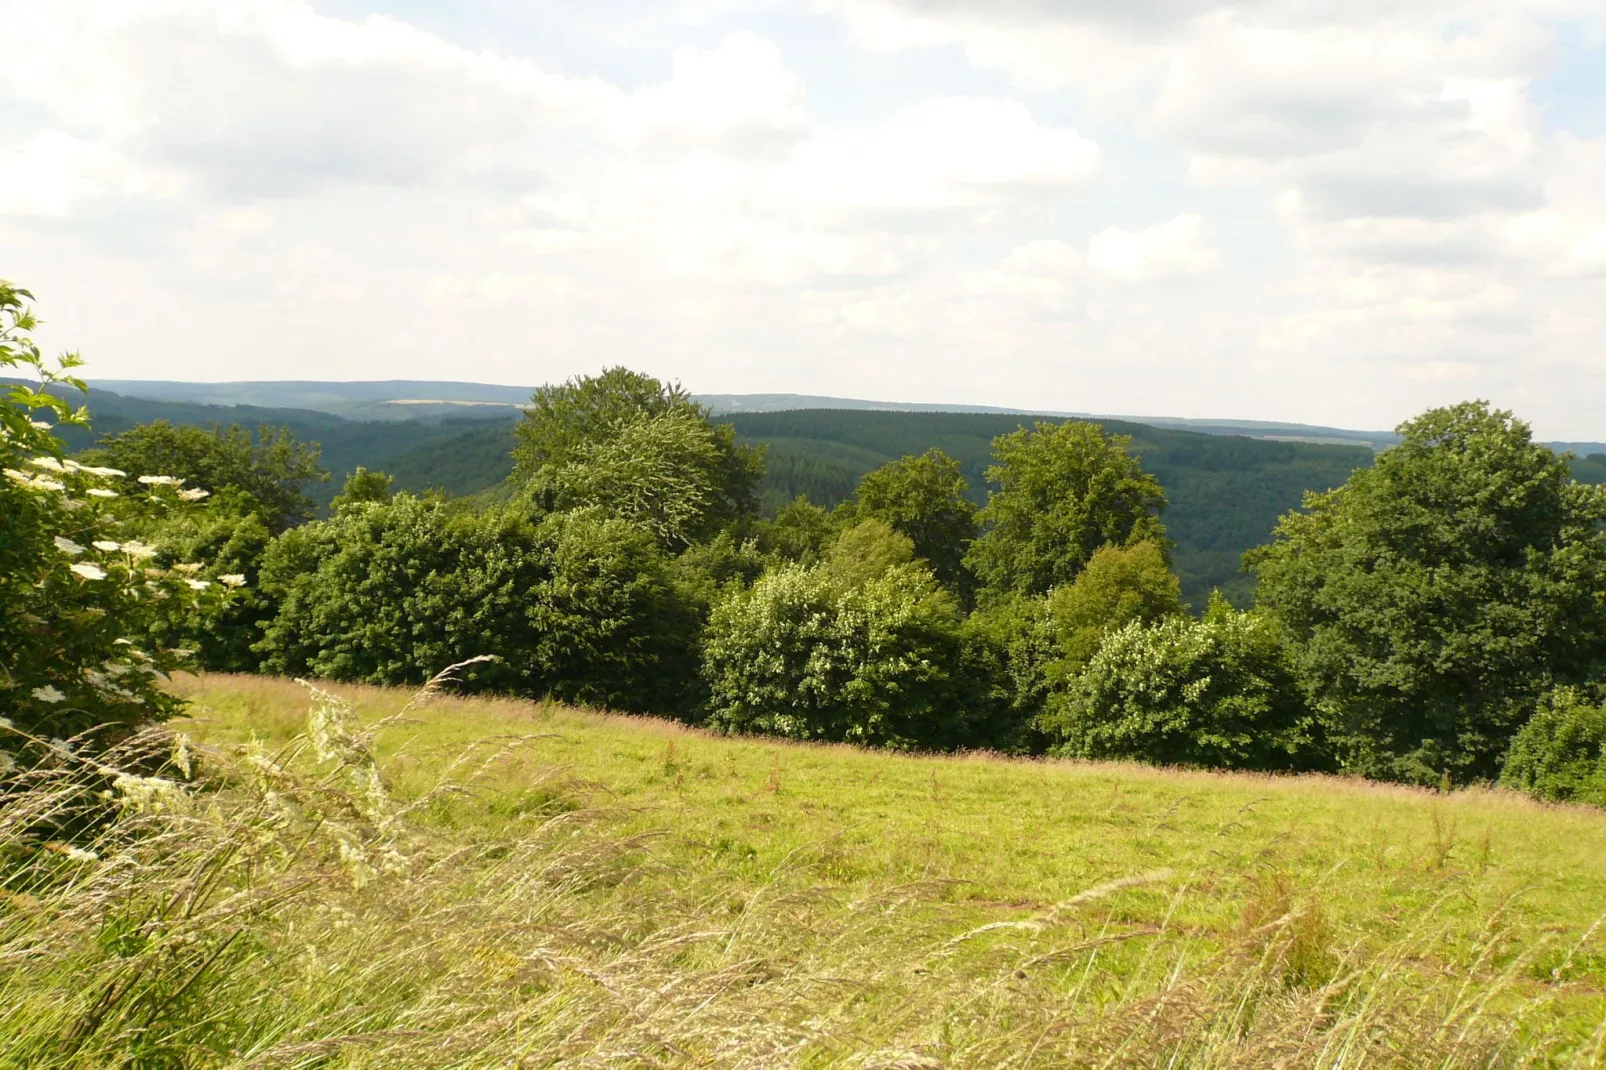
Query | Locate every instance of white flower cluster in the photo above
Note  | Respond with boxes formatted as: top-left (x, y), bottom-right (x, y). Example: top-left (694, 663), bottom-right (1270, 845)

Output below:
top-left (110, 771), bottom-right (186, 813)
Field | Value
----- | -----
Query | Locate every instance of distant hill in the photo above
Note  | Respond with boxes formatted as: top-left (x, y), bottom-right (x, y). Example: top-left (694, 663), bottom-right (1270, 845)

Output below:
top-left (91, 379), bottom-right (1416, 449)
top-left (90, 379), bottom-right (534, 422)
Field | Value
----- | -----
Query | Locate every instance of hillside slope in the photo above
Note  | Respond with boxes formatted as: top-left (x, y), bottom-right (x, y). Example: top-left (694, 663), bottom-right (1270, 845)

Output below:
top-left (77, 672), bottom-right (1597, 1067)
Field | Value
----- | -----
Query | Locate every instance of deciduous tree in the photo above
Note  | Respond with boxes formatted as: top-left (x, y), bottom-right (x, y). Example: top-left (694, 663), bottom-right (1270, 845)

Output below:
top-left (1250, 401), bottom-right (1606, 784)
top-left (966, 421), bottom-right (1167, 599)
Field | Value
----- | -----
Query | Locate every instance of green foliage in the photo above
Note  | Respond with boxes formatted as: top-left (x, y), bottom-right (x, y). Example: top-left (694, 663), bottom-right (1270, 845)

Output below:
top-left (86, 420), bottom-right (327, 532)
top-left (330, 465), bottom-right (394, 510)
top-left (957, 595), bottom-right (1059, 753)
top-left (1045, 541), bottom-right (1184, 670)
top-left (512, 367), bottom-right (762, 540)
top-left (967, 421), bottom-right (1168, 600)
top-left (726, 409), bottom-right (1366, 608)
top-left (1042, 596), bottom-right (1318, 771)
top-left (133, 489), bottom-right (273, 673)
top-left (542, 407), bottom-right (731, 550)
top-left (702, 559), bottom-right (979, 749)
top-left (752, 495), bottom-right (838, 564)
top-left (0, 282), bottom-right (223, 766)
top-left (256, 496), bottom-right (700, 715)
top-left (847, 448), bottom-right (977, 592)
top-left (1250, 401), bottom-right (1606, 785)
top-left (1501, 689), bottom-right (1606, 807)
top-left (820, 518), bottom-right (915, 588)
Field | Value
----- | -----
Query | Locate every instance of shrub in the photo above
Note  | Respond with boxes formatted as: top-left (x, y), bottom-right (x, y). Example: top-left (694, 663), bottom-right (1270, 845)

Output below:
top-left (1, 282), bottom-right (224, 769)
top-left (1041, 597), bottom-right (1320, 771)
top-left (256, 497), bottom-right (701, 714)
top-left (1501, 689), bottom-right (1606, 807)
top-left (957, 594), bottom-right (1059, 753)
top-left (702, 560), bottom-right (976, 748)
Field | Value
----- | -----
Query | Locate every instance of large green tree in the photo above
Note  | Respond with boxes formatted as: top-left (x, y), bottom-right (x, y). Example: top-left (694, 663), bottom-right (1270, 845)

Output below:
top-left (1250, 401), bottom-right (1606, 785)
top-left (512, 367), bottom-right (763, 544)
top-left (86, 420), bottom-right (327, 533)
top-left (847, 448), bottom-right (977, 593)
top-left (966, 421), bottom-right (1168, 599)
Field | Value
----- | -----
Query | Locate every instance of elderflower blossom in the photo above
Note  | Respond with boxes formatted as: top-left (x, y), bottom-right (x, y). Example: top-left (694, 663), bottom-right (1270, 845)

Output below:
top-left (86, 488), bottom-right (119, 498)
top-left (66, 461), bottom-right (125, 478)
top-left (92, 540), bottom-right (120, 552)
top-left (177, 487), bottom-right (210, 501)
top-left (27, 456), bottom-right (67, 473)
top-left (172, 563), bottom-right (202, 574)
top-left (219, 573), bottom-right (247, 588)
top-left (185, 578), bottom-right (211, 591)
top-left (31, 685), bottom-right (65, 704)
top-left (53, 535), bottom-right (85, 555)
top-left (70, 562), bottom-right (107, 581)
top-left (122, 540), bottom-right (156, 559)
top-left (137, 475), bottom-right (179, 485)
top-left (6, 468), bottom-right (65, 492)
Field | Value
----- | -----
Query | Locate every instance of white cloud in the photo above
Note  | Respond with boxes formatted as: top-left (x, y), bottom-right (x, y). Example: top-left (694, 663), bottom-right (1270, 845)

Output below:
top-left (0, 0), bottom-right (614, 200)
top-left (785, 96), bottom-right (1100, 216)
top-left (618, 31), bottom-right (809, 153)
top-left (1088, 215), bottom-right (1219, 282)
top-left (3, 0), bottom-right (1606, 436)
top-left (0, 130), bottom-right (130, 216)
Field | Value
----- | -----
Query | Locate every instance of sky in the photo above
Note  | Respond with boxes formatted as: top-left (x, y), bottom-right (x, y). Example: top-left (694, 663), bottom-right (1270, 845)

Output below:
top-left (2, 2), bottom-right (1605, 435)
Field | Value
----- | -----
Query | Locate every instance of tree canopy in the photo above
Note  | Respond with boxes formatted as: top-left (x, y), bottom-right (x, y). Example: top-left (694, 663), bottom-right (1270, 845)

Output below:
top-left (87, 420), bottom-right (327, 532)
top-left (966, 421), bottom-right (1168, 599)
top-left (1250, 401), bottom-right (1606, 784)
top-left (512, 367), bottom-right (763, 543)
top-left (847, 448), bottom-right (977, 594)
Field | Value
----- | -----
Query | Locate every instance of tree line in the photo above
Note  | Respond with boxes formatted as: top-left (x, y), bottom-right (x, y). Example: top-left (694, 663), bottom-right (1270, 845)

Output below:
top-left (4, 283), bottom-right (1604, 807)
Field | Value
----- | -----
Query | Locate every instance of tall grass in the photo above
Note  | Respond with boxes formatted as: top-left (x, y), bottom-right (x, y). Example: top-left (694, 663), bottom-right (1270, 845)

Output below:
top-left (4, 675), bottom-right (1605, 1067)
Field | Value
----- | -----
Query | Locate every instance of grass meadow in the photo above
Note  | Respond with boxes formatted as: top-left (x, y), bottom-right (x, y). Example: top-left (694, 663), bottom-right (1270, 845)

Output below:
top-left (5, 671), bottom-right (1606, 1067)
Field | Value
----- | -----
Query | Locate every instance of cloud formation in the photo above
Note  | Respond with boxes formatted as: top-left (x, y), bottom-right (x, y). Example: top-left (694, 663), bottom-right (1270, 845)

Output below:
top-left (1, 0), bottom-right (1604, 435)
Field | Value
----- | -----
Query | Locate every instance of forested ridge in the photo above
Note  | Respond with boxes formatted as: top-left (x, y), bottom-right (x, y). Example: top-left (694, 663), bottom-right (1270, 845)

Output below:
top-left (28, 382), bottom-right (1372, 606)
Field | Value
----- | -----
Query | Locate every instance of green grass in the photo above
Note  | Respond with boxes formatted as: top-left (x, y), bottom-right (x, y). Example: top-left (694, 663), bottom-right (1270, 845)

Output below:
top-left (5, 672), bottom-right (1606, 1066)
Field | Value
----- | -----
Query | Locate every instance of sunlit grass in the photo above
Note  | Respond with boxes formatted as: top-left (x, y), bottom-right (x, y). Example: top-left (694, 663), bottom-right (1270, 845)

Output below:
top-left (3, 671), bottom-right (1605, 1067)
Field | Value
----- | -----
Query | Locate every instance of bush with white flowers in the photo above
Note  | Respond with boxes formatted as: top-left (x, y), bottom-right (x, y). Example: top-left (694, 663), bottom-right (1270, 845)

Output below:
top-left (1, 282), bottom-right (228, 770)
